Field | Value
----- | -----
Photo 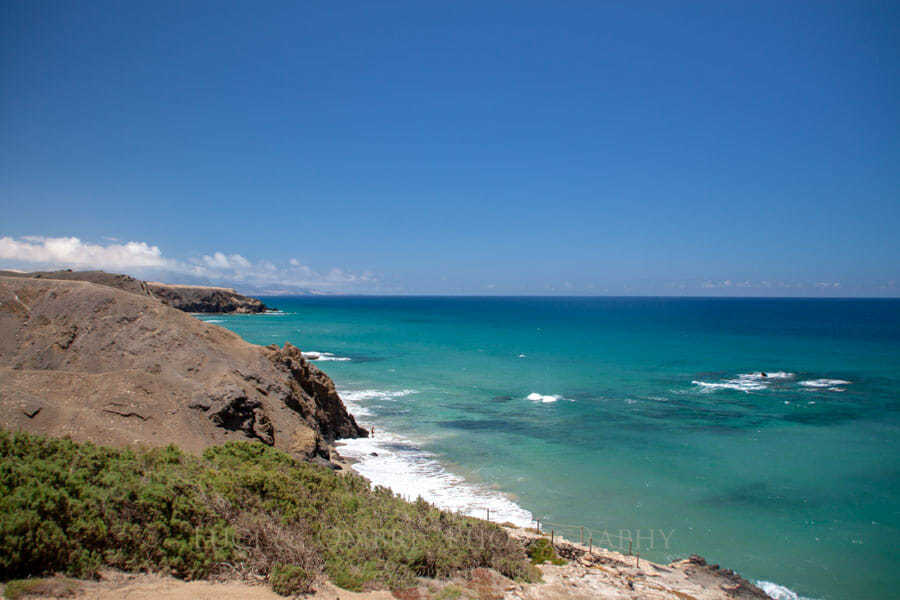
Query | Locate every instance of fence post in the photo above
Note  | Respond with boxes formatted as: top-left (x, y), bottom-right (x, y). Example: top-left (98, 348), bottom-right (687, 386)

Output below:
top-left (589, 535), bottom-right (592, 556)
top-left (551, 529), bottom-right (554, 546)
top-left (628, 540), bottom-right (632, 556)
top-left (486, 508), bottom-right (490, 521)
top-left (580, 526), bottom-right (584, 545)
top-left (636, 553), bottom-right (640, 568)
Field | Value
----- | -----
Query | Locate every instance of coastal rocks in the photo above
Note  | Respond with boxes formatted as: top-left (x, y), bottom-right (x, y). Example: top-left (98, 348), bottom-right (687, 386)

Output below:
top-left (289, 424), bottom-right (322, 458)
top-left (0, 274), bottom-right (363, 458)
top-left (196, 384), bottom-right (275, 445)
top-left (507, 529), bottom-right (773, 600)
top-left (266, 342), bottom-right (367, 441)
top-left (146, 282), bottom-right (269, 314)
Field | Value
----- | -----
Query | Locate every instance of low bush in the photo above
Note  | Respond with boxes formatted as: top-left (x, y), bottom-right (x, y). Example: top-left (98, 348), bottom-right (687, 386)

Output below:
top-left (2, 577), bottom-right (80, 599)
top-left (526, 538), bottom-right (566, 566)
top-left (0, 430), bottom-right (537, 593)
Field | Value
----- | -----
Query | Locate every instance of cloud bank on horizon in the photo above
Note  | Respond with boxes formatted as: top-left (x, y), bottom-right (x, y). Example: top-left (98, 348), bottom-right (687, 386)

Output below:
top-left (0, 235), bottom-right (377, 294)
top-left (1, 234), bottom-right (895, 297)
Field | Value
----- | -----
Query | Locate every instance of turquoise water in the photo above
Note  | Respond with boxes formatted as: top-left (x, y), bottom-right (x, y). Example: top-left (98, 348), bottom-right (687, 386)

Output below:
top-left (199, 297), bottom-right (900, 600)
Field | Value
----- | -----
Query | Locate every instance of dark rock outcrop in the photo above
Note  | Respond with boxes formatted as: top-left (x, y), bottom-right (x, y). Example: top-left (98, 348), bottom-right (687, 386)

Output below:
top-left (0, 270), bottom-right (269, 314)
top-left (0, 275), bottom-right (364, 459)
top-left (145, 282), bottom-right (268, 313)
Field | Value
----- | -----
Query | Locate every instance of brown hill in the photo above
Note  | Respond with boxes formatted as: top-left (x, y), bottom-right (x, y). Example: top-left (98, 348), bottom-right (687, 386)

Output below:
top-left (0, 270), bottom-right (270, 313)
top-left (0, 275), bottom-right (364, 458)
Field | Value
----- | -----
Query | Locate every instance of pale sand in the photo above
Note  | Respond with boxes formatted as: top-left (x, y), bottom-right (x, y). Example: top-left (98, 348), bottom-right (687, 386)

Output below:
top-left (2, 571), bottom-right (394, 600)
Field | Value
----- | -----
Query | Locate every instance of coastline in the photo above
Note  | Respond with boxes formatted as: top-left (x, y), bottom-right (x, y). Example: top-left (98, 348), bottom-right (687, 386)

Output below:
top-left (329, 427), bottom-right (777, 600)
top-left (327, 384), bottom-right (810, 600)
top-left (193, 298), bottom-right (864, 600)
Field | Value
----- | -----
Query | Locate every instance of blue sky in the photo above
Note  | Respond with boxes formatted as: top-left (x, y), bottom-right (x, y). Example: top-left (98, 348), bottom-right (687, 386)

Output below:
top-left (2, 1), bottom-right (898, 295)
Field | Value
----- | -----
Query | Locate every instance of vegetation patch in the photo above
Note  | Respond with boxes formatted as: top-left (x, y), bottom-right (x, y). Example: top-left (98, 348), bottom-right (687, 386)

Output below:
top-left (0, 430), bottom-right (537, 594)
top-left (526, 538), bottom-right (566, 566)
top-left (3, 577), bottom-right (80, 599)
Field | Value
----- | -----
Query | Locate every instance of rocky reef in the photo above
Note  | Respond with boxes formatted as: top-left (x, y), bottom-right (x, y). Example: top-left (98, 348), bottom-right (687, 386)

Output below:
top-left (0, 274), bottom-right (364, 460)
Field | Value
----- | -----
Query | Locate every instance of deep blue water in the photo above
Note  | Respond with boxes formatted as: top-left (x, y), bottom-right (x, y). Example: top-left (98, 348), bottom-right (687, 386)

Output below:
top-left (199, 297), bottom-right (900, 600)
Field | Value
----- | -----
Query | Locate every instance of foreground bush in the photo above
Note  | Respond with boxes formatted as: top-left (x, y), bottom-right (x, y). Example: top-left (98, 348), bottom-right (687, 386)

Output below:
top-left (0, 430), bottom-right (536, 593)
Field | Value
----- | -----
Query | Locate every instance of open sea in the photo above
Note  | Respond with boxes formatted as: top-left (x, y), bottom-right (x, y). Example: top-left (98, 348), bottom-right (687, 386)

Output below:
top-left (198, 297), bottom-right (900, 600)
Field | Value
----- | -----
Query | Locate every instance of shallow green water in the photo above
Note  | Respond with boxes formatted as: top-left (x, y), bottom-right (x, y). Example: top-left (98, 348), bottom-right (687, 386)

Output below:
top-left (200, 297), bottom-right (900, 600)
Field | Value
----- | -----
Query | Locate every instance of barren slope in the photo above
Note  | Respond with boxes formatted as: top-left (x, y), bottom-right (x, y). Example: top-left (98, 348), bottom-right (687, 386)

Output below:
top-left (0, 275), bottom-right (364, 457)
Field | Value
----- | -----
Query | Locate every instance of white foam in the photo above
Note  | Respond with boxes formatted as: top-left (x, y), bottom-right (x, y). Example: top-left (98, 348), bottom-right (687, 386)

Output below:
top-left (340, 389), bottom-right (417, 402)
top-left (204, 319), bottom-right (224, 323)
top-left (303, 351), bottom-right (351, 362)
top-left (692, 371), bottom-right (795, 393)
top-left (799, 379), bottom-right (851, 389)
top-left (746, 371), bottom-right (795, 380)
top-left (526, 392), bottom-right (562, 403)
top-left (756, 580), bottom-right (818, 600)
top-left (338, 389), bottom-right (418, 425)
top-left (337, 430), bottom-right (533, 527)
top-left (518, 353), bottom-right (527, 358)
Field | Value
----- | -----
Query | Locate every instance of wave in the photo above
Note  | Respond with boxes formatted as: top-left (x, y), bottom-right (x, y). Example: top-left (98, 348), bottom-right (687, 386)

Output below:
top-left (340, 389), bottom-right (417, 403)
top-left (337, 430), bottom-right (533, 527)
top-left (303, 351), bottom-right (351, 362)
top-left (692, 372), bottom-right (795, 393)
top-left (526, 392), bottom-right (565, 403)
top-left (799, 379), bottom-right (851, 390)
top-left (338, 389), bottom-right (418, 423)
top-left (756, 580), bottom-right (819, 600)
top-left (203, 319), bottom-right (224, 323)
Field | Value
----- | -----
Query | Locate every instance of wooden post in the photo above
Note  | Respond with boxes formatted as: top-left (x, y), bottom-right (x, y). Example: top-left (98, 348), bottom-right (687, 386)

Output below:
top-left (580, 526), bottom-right (584, 545)
top-left (551, 529), bottom-right (554, 545)
top-left (589, 535), bottom-right (592, 556)
top-left (636, 553), bottom-right (640, 568)
top-left (628, 540), bottom-right (632, 556)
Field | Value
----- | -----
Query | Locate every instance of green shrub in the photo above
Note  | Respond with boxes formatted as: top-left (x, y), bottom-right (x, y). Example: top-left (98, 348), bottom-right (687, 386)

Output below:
top-left (0, 430), bottom-right (537, 593)
top-left (269, 563), bottom-right (315, 596)
top-left (3, 577), bottom-right (79, 599)
top-left (526, 538), bottom-right (566, 565)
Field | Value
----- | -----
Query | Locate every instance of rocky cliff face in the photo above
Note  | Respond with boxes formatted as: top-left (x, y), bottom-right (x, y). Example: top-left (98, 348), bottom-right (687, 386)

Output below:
top-left (0, 270), bottom-right (270, 313)
top-left (0, 275), bottom-right (365, 458)
top-left (146, 282), bottom-right (268, 313)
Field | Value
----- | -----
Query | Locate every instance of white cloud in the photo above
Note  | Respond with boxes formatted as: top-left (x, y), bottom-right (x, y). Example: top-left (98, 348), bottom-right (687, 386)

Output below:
top-left (0, 235), bottom-right (377, 292)
top-left (201, 252), bottom-right (251, 270)
top-left (0, 236), bottom-right (169, 269)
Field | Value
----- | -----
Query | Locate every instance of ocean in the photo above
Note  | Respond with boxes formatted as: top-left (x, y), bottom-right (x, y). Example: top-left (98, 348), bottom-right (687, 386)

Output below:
top-left (198, 296), bottom-right (900, 600)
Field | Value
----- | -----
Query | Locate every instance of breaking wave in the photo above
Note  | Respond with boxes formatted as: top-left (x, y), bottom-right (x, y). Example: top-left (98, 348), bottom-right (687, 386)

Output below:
top-left (303, 351), bottom-right (351, 362)
top-left (756, 580), bottom-right (819, 600)
top-left (337, 431), bottom-right (533, 527)
top-left (692, 372), bottom-right (794, 393)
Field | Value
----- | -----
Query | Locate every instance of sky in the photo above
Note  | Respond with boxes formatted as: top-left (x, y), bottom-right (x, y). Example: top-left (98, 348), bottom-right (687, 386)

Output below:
top-left (2, 1), bottom-right (898, 296)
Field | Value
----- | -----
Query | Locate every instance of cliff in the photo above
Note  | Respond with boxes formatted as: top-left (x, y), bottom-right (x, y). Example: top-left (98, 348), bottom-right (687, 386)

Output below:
top-left (0, 270), bottom-right (270, 313)
top-left (145, 281), bottom-right (268, 313)
top-left (0, 275), bottom-right (365, 459)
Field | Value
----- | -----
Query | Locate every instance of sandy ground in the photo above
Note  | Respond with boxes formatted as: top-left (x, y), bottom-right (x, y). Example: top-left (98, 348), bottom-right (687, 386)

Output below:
top-left (0, 571), bottom-right (395, 600)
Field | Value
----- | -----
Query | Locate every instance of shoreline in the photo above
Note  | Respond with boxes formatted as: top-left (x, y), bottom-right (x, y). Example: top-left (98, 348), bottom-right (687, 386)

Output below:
top-left (328, 439), bottom-right (776, 600)
top-left (329, 392), bottom-right (808, 600)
